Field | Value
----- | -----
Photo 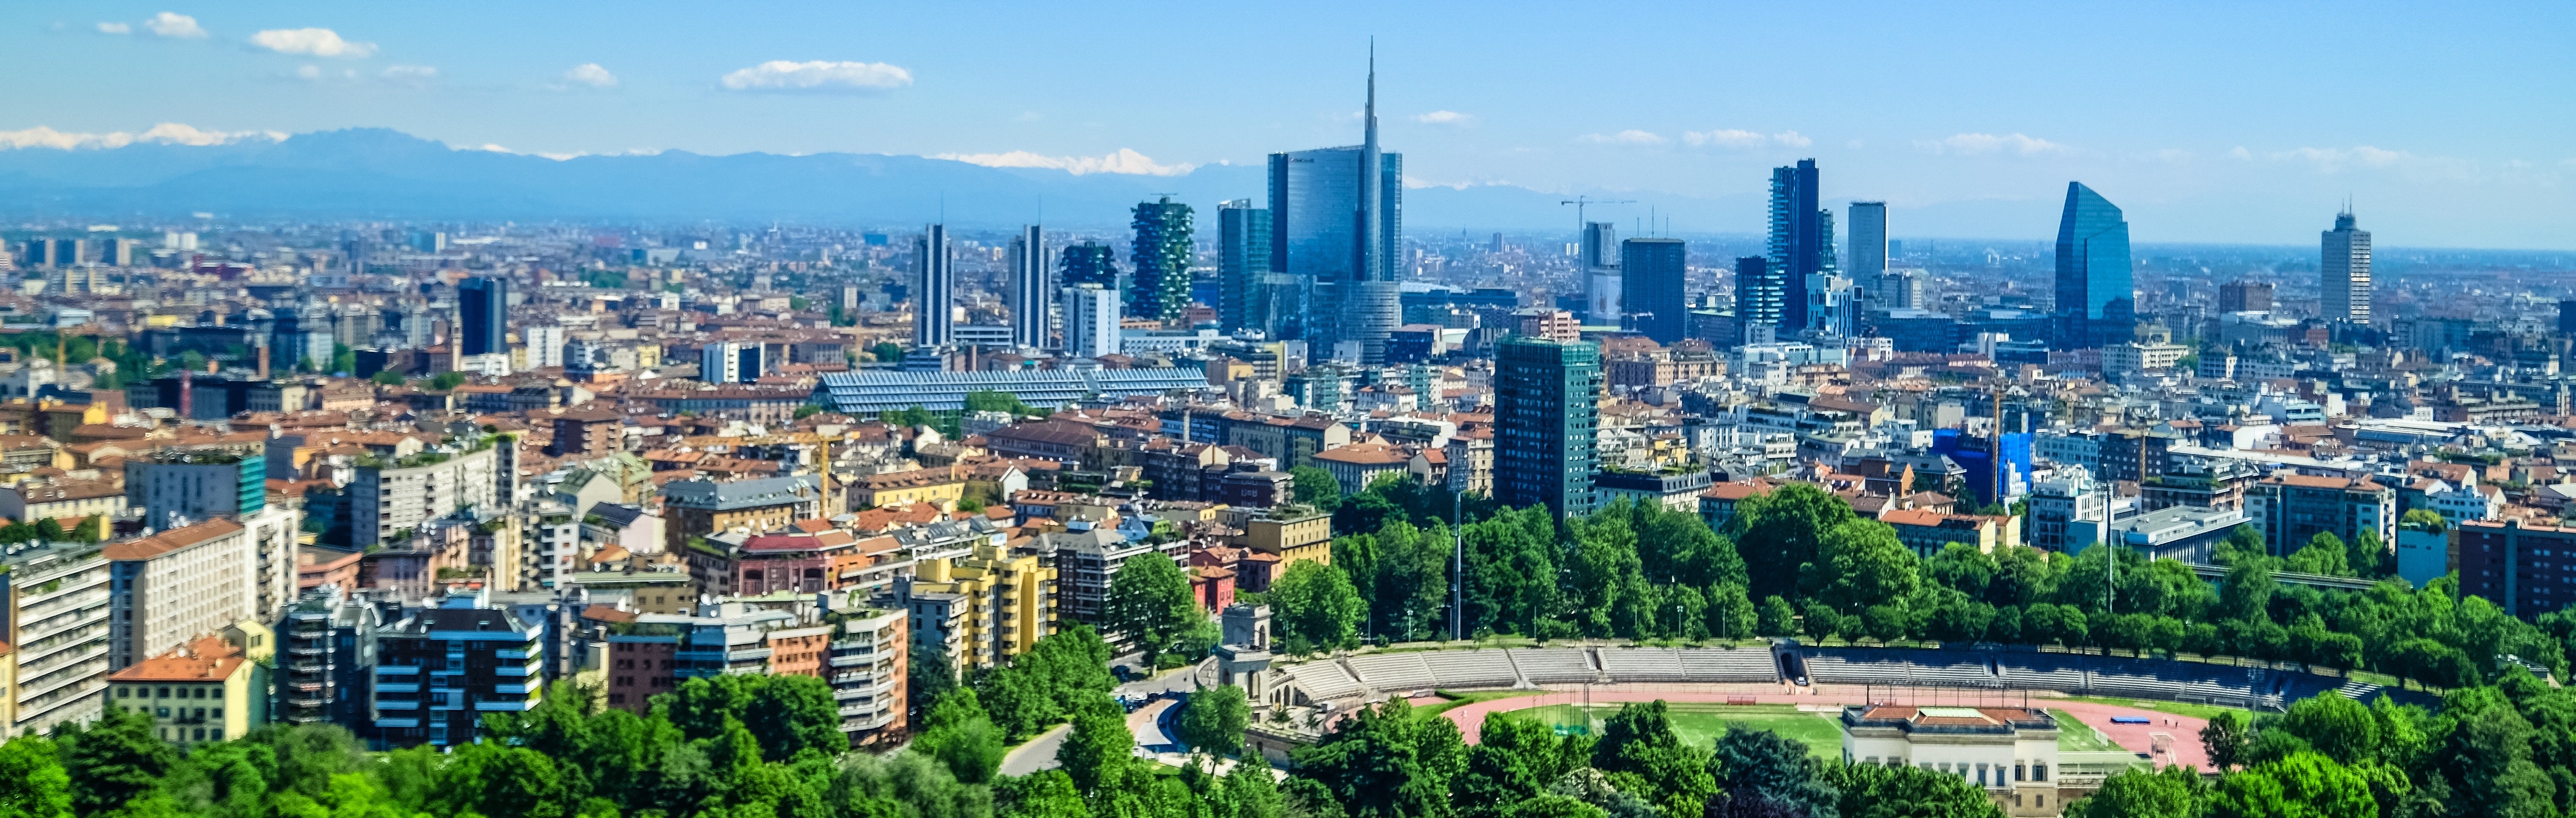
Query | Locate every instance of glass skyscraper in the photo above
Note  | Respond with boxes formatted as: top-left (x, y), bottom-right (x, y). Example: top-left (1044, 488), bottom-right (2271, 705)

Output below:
top-left (1767, 159), bottom-right (1824, 333)
top-left (458, 276), bottom-right (507, 356)
top-left (1006, 225), bottom-right (1049, 348)
top-left (1217, 200), bottom-right (1271, 335)
top-left (1267, 55), bottom-right (1402, 362)
top-left (1620, 238), bottom-right (1687, 344)
top-left (2052, 182), bottom-right (2134, 348)
top-left (1848, 201), bottom-right (1888, 279)
top-left (1494, 336), bottom-right (1600, 519)
top-left (1583, 222), bottom-right (1620, 324)
top-left (915, 224), bottom-right (953, 347)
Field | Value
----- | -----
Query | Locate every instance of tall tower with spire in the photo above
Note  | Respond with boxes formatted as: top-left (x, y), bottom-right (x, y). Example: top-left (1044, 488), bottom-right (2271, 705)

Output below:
top-left (1268, 42), bottom-right (1403, 364)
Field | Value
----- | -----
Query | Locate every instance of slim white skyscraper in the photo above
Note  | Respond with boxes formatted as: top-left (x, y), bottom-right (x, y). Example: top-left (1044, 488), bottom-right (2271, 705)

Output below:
top-left (1007, 225), bottom-right (1050, 348)
top-left (2322, 210), bottom-right (2371, 324)
top-left (914, 224), bottom-right (952, 347)
top-left (1581, 222), bottom-right (1620, 324)
top-left (1062, 283), bottom-right (1120, 359)
top-left (1848, 201), bottom-right (1888, 279)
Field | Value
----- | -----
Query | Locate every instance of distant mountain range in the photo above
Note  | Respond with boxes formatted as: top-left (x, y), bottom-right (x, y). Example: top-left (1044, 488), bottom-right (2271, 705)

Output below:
top-left (0, 128), bottom-right (2070, 238)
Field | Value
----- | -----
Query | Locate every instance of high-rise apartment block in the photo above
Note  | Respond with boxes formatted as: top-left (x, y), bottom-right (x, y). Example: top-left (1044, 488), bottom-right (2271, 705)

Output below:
top-left (1734, 257), bottom-right (1783, 344)
top-left (1217, 201), bottom-right (1273, 335)
top-left (914, 224), bottom-right (953, 347)
top-left (1583, 223), bottom-right (1621, 325)
top-left (351, 441), bottom-right (502, 548)
top-left (371, 595), bottom-right (545, 747)
top-left (1130, 198), bottom-right (1194, 323)
top-left (105, 519), bottom-right (267, 670)
top-left (1621, 238), bottom-right (1687, 344)
top-left (1494, 337), bottom-right (1601, 518)
top-left (2322, 210), bottom-right (2372, 324)
top-left (2052, 182), bottom-right (2134, 349)
top-left (1007, 225), bottom-right (1050, 348)
top-left (1062, 284), bottom-right (1122, 359)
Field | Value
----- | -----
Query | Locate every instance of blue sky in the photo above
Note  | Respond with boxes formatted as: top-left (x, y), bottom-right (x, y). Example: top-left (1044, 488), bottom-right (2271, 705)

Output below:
top-left (6, 1), bottom-right (2573, 247)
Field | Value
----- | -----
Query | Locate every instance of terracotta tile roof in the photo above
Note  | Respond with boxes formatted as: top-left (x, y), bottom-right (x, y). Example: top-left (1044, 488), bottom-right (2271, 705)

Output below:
top-left (102, 519), bottom-right (244, 561)
top-left (106, 636), bottom-right (244, 682)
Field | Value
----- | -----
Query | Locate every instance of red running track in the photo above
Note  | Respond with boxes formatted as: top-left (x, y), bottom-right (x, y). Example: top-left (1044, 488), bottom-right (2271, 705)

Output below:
top-left (1424, 682), bottom-right (2214, 772)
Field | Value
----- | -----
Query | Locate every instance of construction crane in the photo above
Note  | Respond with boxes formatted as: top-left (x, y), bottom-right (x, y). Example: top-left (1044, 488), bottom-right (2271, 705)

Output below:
top-left (1559, 196), bottom-right (1636, 236)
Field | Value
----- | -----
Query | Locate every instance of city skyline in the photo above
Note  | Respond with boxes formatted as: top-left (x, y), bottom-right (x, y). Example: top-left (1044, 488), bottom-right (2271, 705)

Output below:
top-left (2, 3), bottom-right (2572, 247)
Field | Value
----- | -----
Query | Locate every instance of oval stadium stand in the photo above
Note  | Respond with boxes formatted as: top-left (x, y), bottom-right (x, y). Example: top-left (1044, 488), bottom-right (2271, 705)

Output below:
top-left (1508, 648), bottom-right (1601, 685)
top-left (1346, 653), bottom-right (1438, 693)
top-left (1424, 650), bottom-right (1521, 689)
top-left (1676, 648), bottom-right (1784, 682)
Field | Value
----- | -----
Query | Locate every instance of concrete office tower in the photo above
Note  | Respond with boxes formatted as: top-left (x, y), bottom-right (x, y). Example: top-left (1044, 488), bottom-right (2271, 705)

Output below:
top-left (1130, 198), bottom-right (1195, 323)
top-left (2219, 280), bottom-right (2274, 313)
top-left (1767, 160), bottom-right (1825, 331)
top-left (1217, 200), bottom-right (1272, 334)
top-left (1874, 271), bottom-right (1923, 309)
top-left (2052, 182), bottom-right (2135, 349)
top-left (2322, 210), bottom-right (2372, 324)
top-left (1621, 238), bottom-right (1686, 344)
top-left (1007, 226), bottom-right (1050, 348)
top-left (1267, 50), bottom-right (1403, 361)
top-left (914, 224), bottom-right (953, 347)
top-left (1583, 222), bottom-right (1621, 324)
top-left (701, 340), bottom-right (762, 384)
top-left (1849, 201), bottom-right (1888, 279)
top-left (458, 276), bottom-right (508, 356)
top-left (1734, 256), bottom-right (1783, 344)
top-left (1494, 337), bottom-right (1601, 519)
top-left (1062, 284), bottom-right (1121, 359)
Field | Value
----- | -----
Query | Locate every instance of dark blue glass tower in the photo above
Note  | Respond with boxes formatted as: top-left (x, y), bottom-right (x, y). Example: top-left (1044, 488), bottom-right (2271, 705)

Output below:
top-left (1768, 160), bottom-right (1823, 332)
top-left (1620, 238), bottom-right (1687, 344)
top-left (1732, 256), bottom-right (1782, 343)
top-left (2053, 182), bottom-right (2134, 348)
top-left (458, 276), bottom-right (507, 356)
top-left (1494, 337), bottom-right (1600, 519)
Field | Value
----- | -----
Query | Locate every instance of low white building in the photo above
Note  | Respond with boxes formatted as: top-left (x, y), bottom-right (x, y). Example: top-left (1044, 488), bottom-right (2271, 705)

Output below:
top-left (1841, 704), bottom-right (2062, 816)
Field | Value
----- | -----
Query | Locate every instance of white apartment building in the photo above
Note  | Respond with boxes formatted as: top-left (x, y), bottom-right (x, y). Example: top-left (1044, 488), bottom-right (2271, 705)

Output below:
top-left (352, 441), bottom-right (501, 548)
top-left (104, 519), bottom-right (263, 670)
top-left (8, 542), bottom-right (113, 737)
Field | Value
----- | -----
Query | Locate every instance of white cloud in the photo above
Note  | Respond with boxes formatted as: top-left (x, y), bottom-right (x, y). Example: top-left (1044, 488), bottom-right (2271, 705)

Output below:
top-left (932, 148), bottom-right (1195, 176)
top-left (2271, 146), bottom-right (2411, 172)
top-left (562, 63), bottom-right (617, 88)
top-left (1680, 128), bottom-right (1809, 149)
top-left (719, 60), bottom-right (911, 92)
top-left (1581, 130), bottom-right (1668, 146)
top-left (0, 123), bottom-right (284, 150)
top-left (296, 64), bottom-right (322, 80)
top-left (1413, 110), bottom-right (1475, 126)
top-left (250, 28), bottom-right (375, 59)
top-left (1919, 132), bottom-right (2066, 156)
top-left (381, 65), bottom-right (436, 82)
top-left (146, 12), bottom-right (206, 38)
top-left (97, 22), bottom-right (131, 35)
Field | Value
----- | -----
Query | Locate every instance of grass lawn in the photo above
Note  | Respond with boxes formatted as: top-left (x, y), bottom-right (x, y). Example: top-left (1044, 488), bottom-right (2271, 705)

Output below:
top-left (2049, 695), bottom-right (2246, 722)
top-left (2049, 710), bottom-right (2127, 752)
top-left (1420, 690), bottom-right (1541, 717)
top-left (1509, 703), bottom-right (1845, 758)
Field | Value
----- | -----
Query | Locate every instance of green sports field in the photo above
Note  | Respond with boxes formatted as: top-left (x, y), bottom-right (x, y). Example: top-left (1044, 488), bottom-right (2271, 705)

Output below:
top-left (1499, 703), bottom-right (2131, 758)
top-left (1510, 703), bottom-right (1846, 758)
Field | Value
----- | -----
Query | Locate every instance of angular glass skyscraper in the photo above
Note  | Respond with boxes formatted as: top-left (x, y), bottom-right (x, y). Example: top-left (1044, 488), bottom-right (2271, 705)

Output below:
top-left (458, 276), bottom-right (507, 356)
top-left (2052, 182), bottom-right (2134, 349)
top-left (1767, 159), bottom-right (1825, 333)
top-left (1848, 201), bottom-right (1887, 279)
top-left (1621, 238), bottom-right (1686, 344)
top-left (1006, 225), bottom-right (1049, 348)
top-left (1583, 222), bottom-right (1621, 324)
top-left (1217, 200), bottom-right (1271, 334)
top-left (1267, 54), bottom-right (1402, 362)
top-left (1129, 197), bottom-right (1194, 323)
top-left (915, 224), bottom-right (953, 347)
top-left (1494, 336), bottom-right (1600, 519)
top-left (2321, 210), bottom-right (2371, 324)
